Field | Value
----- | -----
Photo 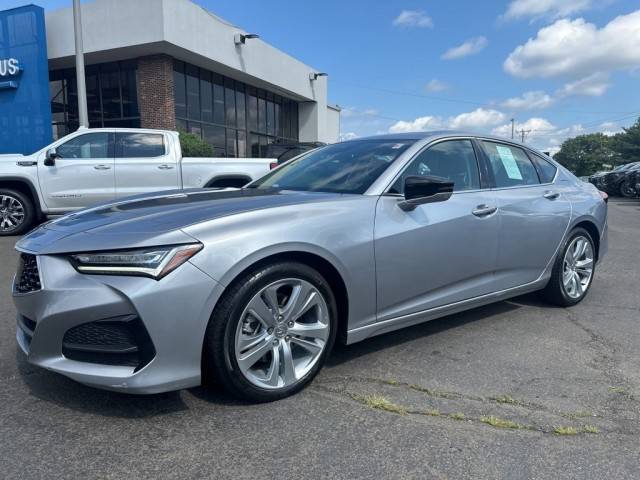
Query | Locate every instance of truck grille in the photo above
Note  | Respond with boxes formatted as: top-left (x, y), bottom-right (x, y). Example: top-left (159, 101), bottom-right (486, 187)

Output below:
top-left (62, 315), bottom-right (155, 370)
top-left (15, 253), bottom-right (41, 294)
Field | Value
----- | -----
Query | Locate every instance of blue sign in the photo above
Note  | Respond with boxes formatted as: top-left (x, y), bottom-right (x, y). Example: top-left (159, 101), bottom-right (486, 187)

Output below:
top-left (0, 5), bottom-right (52, 155)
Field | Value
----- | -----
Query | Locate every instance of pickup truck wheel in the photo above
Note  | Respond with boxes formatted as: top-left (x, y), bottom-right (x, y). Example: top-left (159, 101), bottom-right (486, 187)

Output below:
top-left (0, 189), bottom-right (35, 236)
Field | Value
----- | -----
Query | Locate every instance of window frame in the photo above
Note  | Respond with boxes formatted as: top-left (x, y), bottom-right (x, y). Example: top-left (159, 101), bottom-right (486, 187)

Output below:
top-left (383, 137), bottom-right (488, 196)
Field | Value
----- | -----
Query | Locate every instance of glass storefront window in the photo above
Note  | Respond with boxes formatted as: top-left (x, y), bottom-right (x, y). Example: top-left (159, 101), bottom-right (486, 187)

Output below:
top-left (49, 61), bottom-right (140, 140)
top-left (173, 60), bottom-right (299, 158)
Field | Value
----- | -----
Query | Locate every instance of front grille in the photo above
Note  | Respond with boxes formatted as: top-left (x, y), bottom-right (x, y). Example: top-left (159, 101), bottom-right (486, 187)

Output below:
top-left (62, 315), bottom-right (155, 370)
top-left (15, 253), bottom-right (41, 294)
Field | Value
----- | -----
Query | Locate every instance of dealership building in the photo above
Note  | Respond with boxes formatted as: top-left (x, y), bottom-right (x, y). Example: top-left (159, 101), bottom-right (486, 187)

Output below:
top-left (0, 0), bottom-right (340, 156)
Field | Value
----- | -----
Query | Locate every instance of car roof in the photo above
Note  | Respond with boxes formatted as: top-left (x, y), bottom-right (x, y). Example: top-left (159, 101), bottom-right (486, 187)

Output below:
top-left (348, 130), bottom-right (538, 151)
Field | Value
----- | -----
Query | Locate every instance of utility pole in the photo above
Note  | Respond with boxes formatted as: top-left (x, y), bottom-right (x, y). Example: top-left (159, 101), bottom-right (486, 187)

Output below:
top-left (517, 129), bottom-right (532, 143)
top-left (511, 118), bottom-right (515, 139)
top-left (73, 0), bottom-right (89, 128)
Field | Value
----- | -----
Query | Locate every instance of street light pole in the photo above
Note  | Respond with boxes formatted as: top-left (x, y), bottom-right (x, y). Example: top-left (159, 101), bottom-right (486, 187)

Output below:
top-left (73, 0), bottom-right (88, 128)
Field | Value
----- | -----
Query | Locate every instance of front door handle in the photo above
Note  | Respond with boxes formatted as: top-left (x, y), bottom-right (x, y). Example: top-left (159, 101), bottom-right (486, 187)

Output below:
top-left (472, 204), bottom-right (497, 217)
top-left (94, 164), bottom-right (111, 170)
top-left (158, 164), bottom-right (174, 170)
top-left (543, 190), bottom-right (560, 200)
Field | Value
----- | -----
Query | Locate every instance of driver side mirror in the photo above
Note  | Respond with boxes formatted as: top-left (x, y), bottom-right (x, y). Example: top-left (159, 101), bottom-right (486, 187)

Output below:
top-left (398, 175), bottom-right (454, 212)
top-left (44, 147), bottom-right (59, 166)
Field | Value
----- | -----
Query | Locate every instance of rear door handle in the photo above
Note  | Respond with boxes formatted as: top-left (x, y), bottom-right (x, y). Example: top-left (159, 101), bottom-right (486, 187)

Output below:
top-left (472, 204), bottom-right (497, 217)
top-left (94, 164), bottom-right (111, 170)
top-left (158, 164), bottom-right (174, 170)
top-left (543, 191), bottom-right (560, 200)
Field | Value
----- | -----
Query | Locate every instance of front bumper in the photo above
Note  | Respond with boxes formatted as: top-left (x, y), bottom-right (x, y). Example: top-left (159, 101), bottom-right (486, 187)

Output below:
top-left (13, 253), bottom-right (224, 394)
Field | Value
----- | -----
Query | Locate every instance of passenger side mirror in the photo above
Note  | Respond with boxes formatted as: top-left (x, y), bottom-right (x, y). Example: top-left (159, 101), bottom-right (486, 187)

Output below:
top-left (398, 175), bottom-right (454, 212)
top-left (44, 148), bottom-right (59, 166)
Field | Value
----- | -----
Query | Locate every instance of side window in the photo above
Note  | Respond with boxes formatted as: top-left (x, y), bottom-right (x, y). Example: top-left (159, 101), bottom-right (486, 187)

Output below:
top-left (116, 133), bottom-right (166, 158)
top-left (56, 133), bottom-right (113, 159)
top-left (481, 141), bottom-right (540, 187)
top-left (529, 152), bottom-right (558, 183)
top-left (390, 139), bottom-right (481, 194)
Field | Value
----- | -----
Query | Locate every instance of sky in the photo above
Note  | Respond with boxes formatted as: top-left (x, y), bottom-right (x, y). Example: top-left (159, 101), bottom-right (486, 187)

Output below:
top-left (7, 0), bottom-right (640, 154)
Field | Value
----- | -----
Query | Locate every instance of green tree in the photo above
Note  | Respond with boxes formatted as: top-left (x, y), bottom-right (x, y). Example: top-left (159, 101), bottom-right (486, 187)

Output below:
top-left (611, 118), bottom-right (640, 164)
top-left (178, 130), bottom-right (214, 157)
top-left (554, 133), bottom-right (617, 176)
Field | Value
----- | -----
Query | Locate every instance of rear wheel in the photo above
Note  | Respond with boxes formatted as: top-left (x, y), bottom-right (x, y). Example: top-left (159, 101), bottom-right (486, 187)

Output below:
top-left (0, 189), bottom-right (35, 236)
top-left (541, 227), bottom-right (596, 306)
top-left (620, 180), bottom-right (637, 198)
top-left (203, 262), bottom-right (337, 402)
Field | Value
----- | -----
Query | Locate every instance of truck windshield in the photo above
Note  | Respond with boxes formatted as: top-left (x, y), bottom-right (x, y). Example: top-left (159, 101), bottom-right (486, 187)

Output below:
top-left (248, 140), bottom-right (414, 194)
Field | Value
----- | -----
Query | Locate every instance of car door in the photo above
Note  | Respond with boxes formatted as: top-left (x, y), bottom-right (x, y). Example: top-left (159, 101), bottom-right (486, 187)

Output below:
top-left (114, 131), bottom-right (179, 198)
top-left (478, 140), bottom-right (570, 291)
top-left (374, 138), bottom-right (499, 322)
top-left (38, 131), bottom-right (115, 211)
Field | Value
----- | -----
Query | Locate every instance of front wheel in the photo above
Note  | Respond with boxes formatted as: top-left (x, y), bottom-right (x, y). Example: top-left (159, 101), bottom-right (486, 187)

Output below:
top-left (0, 189), bottom-right (35, 236)
top-left (540, 227), bottom-right (596, 306)
top-left (203, 262), bottom-right (337, 402)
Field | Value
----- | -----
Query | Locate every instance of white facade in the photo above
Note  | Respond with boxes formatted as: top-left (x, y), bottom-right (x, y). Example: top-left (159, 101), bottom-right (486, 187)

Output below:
top-left (44, 0), bottom-right (339, 143)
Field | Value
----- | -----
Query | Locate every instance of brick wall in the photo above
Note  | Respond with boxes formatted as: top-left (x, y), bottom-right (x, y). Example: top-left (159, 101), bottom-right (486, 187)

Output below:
top-left (137, 55), bottom-right (176, 130)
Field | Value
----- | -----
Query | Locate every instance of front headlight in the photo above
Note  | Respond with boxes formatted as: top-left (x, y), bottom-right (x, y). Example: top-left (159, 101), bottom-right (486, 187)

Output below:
top-left (69, 244), bottom-right (203, 279)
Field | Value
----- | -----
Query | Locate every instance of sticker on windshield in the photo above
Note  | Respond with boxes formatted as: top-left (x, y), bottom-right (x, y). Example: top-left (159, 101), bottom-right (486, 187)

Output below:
top-left (391, 143), bottom-right (405, 149)
top-left (495, 145), bottom-right (523, 180)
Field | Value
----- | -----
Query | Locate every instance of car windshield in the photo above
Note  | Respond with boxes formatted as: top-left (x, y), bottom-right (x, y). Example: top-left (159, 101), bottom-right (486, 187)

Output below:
top-left (248, 139), bottom-right (415, 194)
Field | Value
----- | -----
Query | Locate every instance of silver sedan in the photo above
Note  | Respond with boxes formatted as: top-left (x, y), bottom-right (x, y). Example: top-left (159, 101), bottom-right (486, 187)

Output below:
top-left (12, 132), bottom-right (608, 401)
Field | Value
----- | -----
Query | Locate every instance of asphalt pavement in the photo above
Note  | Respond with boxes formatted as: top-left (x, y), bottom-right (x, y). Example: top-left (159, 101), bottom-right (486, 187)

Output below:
top-left (1, 198), bottom-right (639, 479)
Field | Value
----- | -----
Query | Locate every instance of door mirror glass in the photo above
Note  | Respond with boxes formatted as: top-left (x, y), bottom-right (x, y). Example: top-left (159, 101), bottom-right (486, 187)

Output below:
top-left (44, 148), bottom-right (58, 166)
top-left (399, 175), bottom-right (454, 211)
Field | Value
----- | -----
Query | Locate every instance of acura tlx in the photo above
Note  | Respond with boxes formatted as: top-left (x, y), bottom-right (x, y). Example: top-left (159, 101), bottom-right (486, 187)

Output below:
top-left (13, 132), bottom-right (607, 402)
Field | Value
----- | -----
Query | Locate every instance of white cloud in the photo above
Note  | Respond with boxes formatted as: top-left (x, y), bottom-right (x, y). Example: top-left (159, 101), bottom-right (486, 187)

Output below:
top-left (449, 108), bottom-right (506, 129)
top-left (393, 10), bottom-right (433, 28)
top-left (557, 72), bottom-right (611, 97)
top-left (388, 108), bottom-right (506, 133)
top-left (599, 122), bottom-right (623, 136)
top-left (340, 132), bottom-right (359, 141)
top-left (500, 90), bottom-right (555, 110)
top-left (389, 116), bottom-right (442, 133)
top-left (341, 107), bottom-right (379, 118)
top-left (441, 36), bottom-right (488, 60)
top-left (504, 11), bottom-right (640, 78)
top-left (492, 117), bottom-right (588, 154)
top-left (424, 79), bottom-right (449, 92)
top-left (502, 0), bottom-right (593, 22)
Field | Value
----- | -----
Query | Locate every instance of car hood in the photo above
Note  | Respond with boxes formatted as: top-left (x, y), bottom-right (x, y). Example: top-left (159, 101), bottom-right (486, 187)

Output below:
top-left (16, 188), bottom-right (347, 254)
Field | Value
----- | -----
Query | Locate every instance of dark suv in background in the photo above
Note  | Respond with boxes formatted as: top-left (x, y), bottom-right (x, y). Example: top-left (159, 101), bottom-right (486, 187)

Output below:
top-left (589, 162), bottom-right (640, 197)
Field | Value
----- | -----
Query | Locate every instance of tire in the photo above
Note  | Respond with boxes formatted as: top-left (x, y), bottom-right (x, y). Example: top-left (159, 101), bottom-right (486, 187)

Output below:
top-left (540, 227), bottom-right (596, 307)
top-left (0, 188), bottom-right (36, 236)
top-left (203, 261), bottom-right (338, 402)
top-left (620, 180), bottom-right (637, 198)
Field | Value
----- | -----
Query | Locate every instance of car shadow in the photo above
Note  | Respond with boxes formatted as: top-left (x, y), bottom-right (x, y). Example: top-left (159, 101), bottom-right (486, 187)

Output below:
top-left (326, 297), bottom-right (526, 367)
top-left (17, 293), bottom-right (538, 414)
top-left (15, 349), bottom-right (191, 418)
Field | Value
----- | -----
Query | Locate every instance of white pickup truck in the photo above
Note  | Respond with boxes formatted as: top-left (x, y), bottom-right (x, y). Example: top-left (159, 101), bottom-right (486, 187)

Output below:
top-left (0, 128), bottom-right (275, 235)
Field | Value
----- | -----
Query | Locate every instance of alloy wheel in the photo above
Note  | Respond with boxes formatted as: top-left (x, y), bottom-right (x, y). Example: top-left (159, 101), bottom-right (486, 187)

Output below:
top-left (234, 278), bottom-right (330, 390)
top-left (0, 195), bottom-right (26, 233)
top-left (562, 235), bottom-right (594, 300)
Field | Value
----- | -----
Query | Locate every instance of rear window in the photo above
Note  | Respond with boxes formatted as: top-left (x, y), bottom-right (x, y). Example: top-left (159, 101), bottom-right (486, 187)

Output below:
top-left (116, 133), bottom-right (166, 158)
